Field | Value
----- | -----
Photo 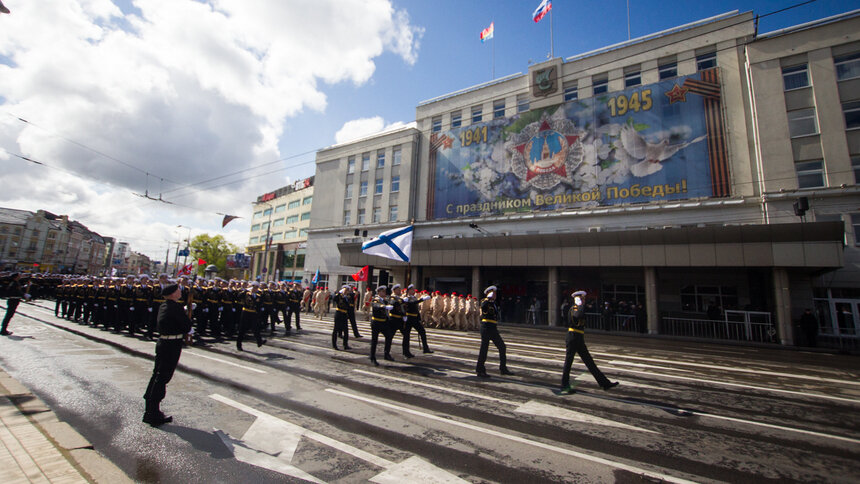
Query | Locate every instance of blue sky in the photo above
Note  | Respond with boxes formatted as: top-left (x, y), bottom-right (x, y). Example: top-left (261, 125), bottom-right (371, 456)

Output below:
top-left (0, 0), bottom-right (855, 259)
top-left (279, 0), bottom-right (857, 181)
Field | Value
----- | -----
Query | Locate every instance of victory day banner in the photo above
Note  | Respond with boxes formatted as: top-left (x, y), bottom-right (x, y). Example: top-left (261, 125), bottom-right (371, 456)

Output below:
top-left (428, 69), bottom-right (729, 219)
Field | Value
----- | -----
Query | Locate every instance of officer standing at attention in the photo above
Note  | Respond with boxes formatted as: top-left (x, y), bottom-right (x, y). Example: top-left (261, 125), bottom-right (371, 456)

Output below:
top-left (559, 290), bottom-right (619, 394)
top-left (369, 285), bottom-right (389, 366)
top-left (476, 285), bottom-right (514, 378)
top-left (286, 282), bottom-right (304, 334)
top-left (347, 285), bottom-right (361, 338)
top-left (237, 282), bottom-right (266, 351)
top-left (142, 284), bottom-right (192, 427)
top-left (331, 285), bottom-right (352, 350)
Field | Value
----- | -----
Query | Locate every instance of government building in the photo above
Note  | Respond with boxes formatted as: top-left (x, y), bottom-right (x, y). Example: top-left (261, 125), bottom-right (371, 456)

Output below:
top-left (306, 9), bottom-right (860, 349)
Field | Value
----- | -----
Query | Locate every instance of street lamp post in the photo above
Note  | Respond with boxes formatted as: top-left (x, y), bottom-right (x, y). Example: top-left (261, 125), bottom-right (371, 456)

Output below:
top-left (177, 225), bottom-right (193, 270)
top-left (254, 201), bottom-right (275, 282)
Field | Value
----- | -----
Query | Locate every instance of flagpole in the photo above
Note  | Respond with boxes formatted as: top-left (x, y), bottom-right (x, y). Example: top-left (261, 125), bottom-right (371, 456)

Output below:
top-left (492, 17), bottom-right (495, 79)
top-left (627, 0), bottom-right (631, 40)
top-left (550, 4), bottom-right (554, 58)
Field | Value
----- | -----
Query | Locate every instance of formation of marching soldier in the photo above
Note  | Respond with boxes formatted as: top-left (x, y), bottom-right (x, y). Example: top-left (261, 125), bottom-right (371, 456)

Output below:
top-left (4, 271), bottom-right (619, 392)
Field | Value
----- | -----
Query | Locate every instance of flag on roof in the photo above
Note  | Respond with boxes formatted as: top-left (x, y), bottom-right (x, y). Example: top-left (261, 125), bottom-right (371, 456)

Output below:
top-left (361, 225), bottom-right (413, 263)
top-left (532, 0), bottom-right (551, 23)
top-left (480, 22), bottom-right (494, 43)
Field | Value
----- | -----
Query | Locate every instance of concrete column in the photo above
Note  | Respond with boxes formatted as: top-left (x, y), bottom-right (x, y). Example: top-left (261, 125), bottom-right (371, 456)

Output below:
top-left (472, 266), bottom-right (481, 298)
top-left (773, 267), bottom-right (794, 346)
top-left (548, 266), bottom-right (559, 326)
top-left (410, 266), bottom-right (420, 288)
top-left (644, 266), bottom-right (659, 335)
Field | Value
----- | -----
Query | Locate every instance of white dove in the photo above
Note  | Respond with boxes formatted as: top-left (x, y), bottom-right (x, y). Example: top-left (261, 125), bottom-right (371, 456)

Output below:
top-left (618, 124), bottom-right (706, 177)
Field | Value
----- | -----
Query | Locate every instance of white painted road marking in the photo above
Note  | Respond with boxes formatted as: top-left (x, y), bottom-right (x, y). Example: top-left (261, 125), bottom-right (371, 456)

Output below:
top-left (184, 351), bottom-right (267, 374)
top-left (354, 369), bottom-right (658, 434)
top-left (210, 394), bottom-right (467, 483)
top-left (326, 389), bottom-right (699, 484)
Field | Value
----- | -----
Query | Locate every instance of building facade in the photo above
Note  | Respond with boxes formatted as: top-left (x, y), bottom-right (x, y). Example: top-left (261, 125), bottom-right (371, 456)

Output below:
top-left (246, 177), bottom-right (315, 282)
top-left (0, 208), bottom-right (107, 274)
top-left (307, 10), bottom-right (860, 348)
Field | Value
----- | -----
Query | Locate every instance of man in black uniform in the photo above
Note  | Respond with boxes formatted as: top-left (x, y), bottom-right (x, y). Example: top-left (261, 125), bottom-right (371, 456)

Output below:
top-left (385, 284), bottom-right (406, 362)
top-left (402, 284), bottom-right (432, 357)
top-left (2, 272), bottom-right (29, 336)
top-left (369, 285), bottom-right (389, 366)
top-left (118, 276), bottom-right (136, 332)
top-left (560, 290), bottom-right (618, 394)
top-left (286, 282), bottom-right (303, 334)
top-left (331, 285), bottom-right (352, 350)
top-left (142, 284), bottom-right (192, 427)
top-left (347, 285), bottom-right (361, 338)
top-left (237, 282), bottom-right (265, 351)
top-left (476, 285), bottom-right (514, 378)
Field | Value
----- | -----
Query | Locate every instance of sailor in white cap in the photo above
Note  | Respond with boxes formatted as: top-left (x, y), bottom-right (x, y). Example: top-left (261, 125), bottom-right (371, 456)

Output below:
top-left (368, 285), bottom-right (390, 366)
top-left (476, 285), bottom-right (513, 377)
top-left (331, 285), bottom-right (352, 350)
top-left (559, 290), bottom-right (618, 394)
top-left (402, 284), bottom-right (433, 357)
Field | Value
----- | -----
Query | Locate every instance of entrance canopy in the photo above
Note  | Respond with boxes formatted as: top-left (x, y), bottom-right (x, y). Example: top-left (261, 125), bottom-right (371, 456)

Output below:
top-left (339, 222), bottom-right (843, 269)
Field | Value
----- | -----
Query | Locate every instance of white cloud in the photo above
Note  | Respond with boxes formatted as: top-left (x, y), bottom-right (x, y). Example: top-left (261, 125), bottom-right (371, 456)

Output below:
top-left (334, 116), bottom-right (410, 145)
top-left (0, 0), bottom-right (422, 260)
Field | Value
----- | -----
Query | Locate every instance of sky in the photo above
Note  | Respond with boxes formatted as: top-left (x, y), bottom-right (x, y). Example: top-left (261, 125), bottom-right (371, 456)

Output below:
top-left (0, 0), bottom-right (856, 263)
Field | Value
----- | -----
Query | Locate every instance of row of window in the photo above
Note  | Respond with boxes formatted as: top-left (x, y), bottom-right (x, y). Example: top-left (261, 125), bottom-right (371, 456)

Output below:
top-left (433, 52), bottom-right (716, 131)
top-left (252, 196), bottom-right (313, 219)
top-left (782, 52), bottom-right (860, 91)
top-left (346, 146), bottom-right (403, 173)
top-left (251, 212), bottom-right (311, 232)
top-left (345, 176), bottom-right (400, 199)
top-left (795, 156), bottom-right (860, 190)
top-left (249, 228), bottom-right (309, 244)
top-left (343, 205), bottom-right (398, 225)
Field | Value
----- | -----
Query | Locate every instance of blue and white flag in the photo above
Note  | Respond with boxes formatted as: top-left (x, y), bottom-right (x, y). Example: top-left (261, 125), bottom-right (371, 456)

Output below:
top-left (361, 225), bottom-right (413, 263)
top-left (311, 268), bottom-right (320, 284)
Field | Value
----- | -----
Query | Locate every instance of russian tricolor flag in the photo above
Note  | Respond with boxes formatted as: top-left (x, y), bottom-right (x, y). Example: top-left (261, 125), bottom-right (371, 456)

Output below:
top-left (480, 22), bottom-right (494, 43)
top-left (532, 0), bottom-right (551, 23)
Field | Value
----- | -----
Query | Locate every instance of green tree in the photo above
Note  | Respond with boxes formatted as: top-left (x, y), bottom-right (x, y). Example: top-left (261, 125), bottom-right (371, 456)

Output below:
top-left (189, 234), bottom-right (239, 276)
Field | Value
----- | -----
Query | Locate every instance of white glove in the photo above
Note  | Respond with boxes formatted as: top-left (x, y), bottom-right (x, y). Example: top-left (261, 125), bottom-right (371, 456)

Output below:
top-left (218, 307), bottom-right (223, 312)
top-left (130, 306), bottom-right (135, 311)
top-left (203, 307), bottom-right (209, 313)
top-left (232, 307), bottom-right (236, 312)
top-left (403, 316), bottom-right (407, 322)
top-left (188, 327), bottom-right (195, 335)
top-left (421, 295), bottom-right (431, 301)
top-left (114, 304), bottom-right (118, 308)
top-left (24, 294), bottom-right (32, 300)
top-left (83, 302), bottom-right (88, 306)
top-left (148, 307), bottom-right (153, 313)
top-left (574, 296), bottom-right (582, 305)
top-left (385, 305), bottom-right (393, 310)
top-left (192, 303), bottom-right (197, 310)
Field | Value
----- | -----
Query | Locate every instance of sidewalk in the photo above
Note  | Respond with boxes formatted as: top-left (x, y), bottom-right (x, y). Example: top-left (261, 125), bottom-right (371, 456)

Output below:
top-left (0, 368), bottom-right (131, 484)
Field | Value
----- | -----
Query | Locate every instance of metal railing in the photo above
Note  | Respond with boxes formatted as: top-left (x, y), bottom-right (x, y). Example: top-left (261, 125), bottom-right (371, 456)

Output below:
top-left (661, 317), bottom-right (777, 343)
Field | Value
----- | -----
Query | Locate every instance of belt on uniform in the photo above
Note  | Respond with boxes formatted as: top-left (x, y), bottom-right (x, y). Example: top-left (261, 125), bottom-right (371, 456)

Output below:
top-left (160, 334), bottom-right (184, 340)
top-left (135, 298), bottom-right (148, 301)
top-left (481, 319), bottom-right (497, 324)
top-left (242, 308), bottom-right (257, 313)
top-left (336, 308), bottom-right (348, 313)
top-left (406, 312), bottom-right (418, 317)
top-left (568, 328), bottom-right (585, 333)
top-left (119, 297), bottom-right (132, 301)
top-left (372, 317), bottom-right (387, 322)
top-left (153, 298), bottom-right (164, 303)
top-left (207, 300), bottom-right (219, 303)
top-left (263, 302), bottom-right (274, 305)
top-left (390, 314), bottom-right (403, 318)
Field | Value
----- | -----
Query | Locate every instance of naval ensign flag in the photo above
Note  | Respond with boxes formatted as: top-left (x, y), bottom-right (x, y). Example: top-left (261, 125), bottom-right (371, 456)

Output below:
top-left (361, 225), bottom-right (413, 263)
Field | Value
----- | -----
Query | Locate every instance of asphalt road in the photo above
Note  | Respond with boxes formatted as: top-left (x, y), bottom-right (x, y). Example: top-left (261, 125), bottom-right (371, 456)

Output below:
top-left (0, 300), bottom-right (858, 483)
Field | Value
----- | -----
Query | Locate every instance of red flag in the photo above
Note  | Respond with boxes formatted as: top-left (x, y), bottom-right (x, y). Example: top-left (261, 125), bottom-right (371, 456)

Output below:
top-left (198, 258), bottom-right (207, 266)
top-left (351, 265), bottom-right (369, 282)
top-left (221, 214), bottom-right (239, 227)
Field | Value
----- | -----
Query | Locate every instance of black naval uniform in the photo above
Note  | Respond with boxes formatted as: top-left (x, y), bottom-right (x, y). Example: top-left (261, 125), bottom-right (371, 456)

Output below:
top-left (402, 294), bottom-right (431, 357)
top-left (286, 286), bottom-right (303, 332)
top-left (143, 297), bottom-right (191, 426)
top-left (332, 292), bottom-right (350, 350)
top-left (369, 294), bottom-right (389, 365)
top-left (476, 296), bottom-right (512, 377)
top-left (347, 290), bottom-right (360, 338)
top-left (1, 278), bottom-right (25, 335)
top-left (562, 300), bottom-right (615, 390)
top-left (237, 290), bottom-right (264, 351)
top-left (385, 293), bottom-right (405, 361)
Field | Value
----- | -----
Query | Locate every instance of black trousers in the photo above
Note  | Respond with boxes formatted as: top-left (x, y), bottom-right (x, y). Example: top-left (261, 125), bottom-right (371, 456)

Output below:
top-left (2, 298), bottom-right (20, 333)
top-left (369, 319), bottom-right (388, 360)
top-left (476, 322), bottom-right (508, 374)
top-left (286, 303), bottom-right (301, 330)
top-left (143, 339), bottom-right (183, 407)
top-left (561, 331), bottom-right (610, 388)
top-left (402, 317), bottom-right (429, 354)
top-left (237, 311), bottom-right (262, 349)
top-left (348, 309), bottom-right (360, 337)
top-left (333, 313), bottom-right (349, 348)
